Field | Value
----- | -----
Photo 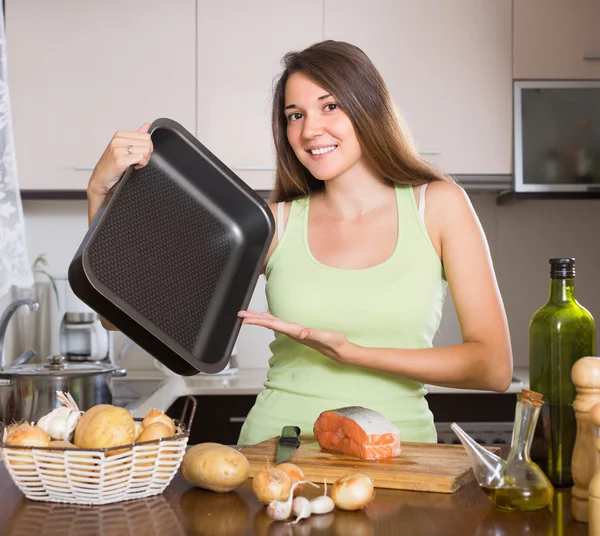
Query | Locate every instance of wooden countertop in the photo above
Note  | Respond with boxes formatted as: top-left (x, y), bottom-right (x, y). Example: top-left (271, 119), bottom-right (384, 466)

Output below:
top-left (0, 463), bottom-right (588, 536)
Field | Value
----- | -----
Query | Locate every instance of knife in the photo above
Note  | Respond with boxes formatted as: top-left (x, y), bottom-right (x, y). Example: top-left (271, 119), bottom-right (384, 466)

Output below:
top-left (275, 425), bottom-right (301, 464)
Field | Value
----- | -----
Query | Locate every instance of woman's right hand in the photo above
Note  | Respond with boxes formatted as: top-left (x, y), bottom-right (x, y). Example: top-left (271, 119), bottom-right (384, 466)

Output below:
top-left (87, 122), bottom-right (153, 196)
top-left (87, 122), bottom-right (153, 224)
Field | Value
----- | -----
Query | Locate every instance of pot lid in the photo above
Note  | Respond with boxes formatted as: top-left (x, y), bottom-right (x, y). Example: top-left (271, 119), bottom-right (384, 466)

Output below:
top-left (0, 355), bottom-right (117, 376)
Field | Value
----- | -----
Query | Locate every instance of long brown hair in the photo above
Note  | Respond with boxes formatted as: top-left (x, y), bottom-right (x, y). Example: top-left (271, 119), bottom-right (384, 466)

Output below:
top-left (271, 40), bottom-right (452, 203)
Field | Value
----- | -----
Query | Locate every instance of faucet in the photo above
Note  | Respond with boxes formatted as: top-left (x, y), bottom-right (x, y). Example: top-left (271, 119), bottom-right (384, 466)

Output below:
top-left (0, 298), bottom-right (40, 369)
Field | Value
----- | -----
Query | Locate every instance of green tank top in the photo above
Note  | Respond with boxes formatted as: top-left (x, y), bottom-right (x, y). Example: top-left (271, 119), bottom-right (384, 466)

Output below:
top-left (238, 185), bottom-right (447, 445)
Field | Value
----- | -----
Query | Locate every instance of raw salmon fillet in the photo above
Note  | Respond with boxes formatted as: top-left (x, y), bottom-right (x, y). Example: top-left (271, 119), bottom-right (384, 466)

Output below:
top-left (313, 406), bottom-right (401, 460)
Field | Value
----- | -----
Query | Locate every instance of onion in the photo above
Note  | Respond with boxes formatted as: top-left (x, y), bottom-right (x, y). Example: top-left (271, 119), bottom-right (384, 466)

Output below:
top-left (276, 462), bottom-right (305, 494)
top-left (141, 409), bottom-right (176, 436)
top-left (3, 423), bottom-right (51, 472)
top-left (331, 473), bottom-right (375, 511)
top-left (5, 423), bottom-right (51, 447)
top-left (252, 466), bottom-right (292, 504)
top-left (134, 421), bottom-right (144, 439)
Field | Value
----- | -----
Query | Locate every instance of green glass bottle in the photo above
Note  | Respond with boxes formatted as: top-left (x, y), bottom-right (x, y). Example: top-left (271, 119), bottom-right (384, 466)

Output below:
top-left (529, 258), bottom-right (596, 487)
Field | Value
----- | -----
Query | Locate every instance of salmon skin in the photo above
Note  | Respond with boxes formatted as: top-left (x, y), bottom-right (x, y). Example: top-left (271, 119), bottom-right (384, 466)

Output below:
top-left (313, 406), bottom-right (401, 460)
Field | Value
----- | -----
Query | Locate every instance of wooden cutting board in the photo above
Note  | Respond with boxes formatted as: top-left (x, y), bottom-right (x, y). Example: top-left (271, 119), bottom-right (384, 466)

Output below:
top-left (240, 435), bottom-right (500, 494)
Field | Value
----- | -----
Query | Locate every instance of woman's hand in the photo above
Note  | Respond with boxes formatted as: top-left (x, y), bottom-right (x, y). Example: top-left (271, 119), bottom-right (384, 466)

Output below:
top-left (238, 310), bottom-right (355, 364)
top-left (87, 123), bottom-right (154, 224)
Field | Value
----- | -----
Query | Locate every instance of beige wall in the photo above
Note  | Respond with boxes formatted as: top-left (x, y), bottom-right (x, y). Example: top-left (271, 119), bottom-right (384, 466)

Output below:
top-left (7, 194), bottom-right (600, 371)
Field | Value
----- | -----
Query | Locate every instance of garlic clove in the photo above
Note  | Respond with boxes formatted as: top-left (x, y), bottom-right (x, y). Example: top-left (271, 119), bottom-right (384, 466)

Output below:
top-left (267, 499), bottom-right (292, 521)
top-left (309, 495), bottom-right (335, 514)
top-left (288, 496), bottom-right (311, 525)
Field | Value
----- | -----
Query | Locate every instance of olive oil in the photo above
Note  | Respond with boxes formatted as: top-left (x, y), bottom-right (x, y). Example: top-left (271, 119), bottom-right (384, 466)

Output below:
top-left (530, 258), bottom-right (596, 487)
top-left (480, 484), bottom-right (554, 512)
top-left (453, 390), bottom-right (554, 512)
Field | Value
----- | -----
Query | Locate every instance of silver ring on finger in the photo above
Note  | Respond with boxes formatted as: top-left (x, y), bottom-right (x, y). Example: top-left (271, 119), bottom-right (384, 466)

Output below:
top-left (127, 144), bottom-right (134, 155)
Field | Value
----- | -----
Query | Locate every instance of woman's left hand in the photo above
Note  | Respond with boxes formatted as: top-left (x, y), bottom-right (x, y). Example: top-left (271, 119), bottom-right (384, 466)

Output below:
top-left (238, 310), bottom-right (354, 364)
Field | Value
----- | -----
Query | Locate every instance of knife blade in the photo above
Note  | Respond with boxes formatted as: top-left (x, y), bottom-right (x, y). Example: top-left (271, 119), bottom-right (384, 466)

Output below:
top-left (275, 425), bottom-right (301, 464)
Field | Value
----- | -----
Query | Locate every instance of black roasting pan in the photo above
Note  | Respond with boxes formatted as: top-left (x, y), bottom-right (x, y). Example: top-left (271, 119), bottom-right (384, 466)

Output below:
top-left (68, 118), bottom-right (274, 375)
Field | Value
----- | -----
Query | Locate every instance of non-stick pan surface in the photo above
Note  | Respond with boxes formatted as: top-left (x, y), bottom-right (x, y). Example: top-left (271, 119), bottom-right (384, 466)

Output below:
top-left (69, 118), bottom-right (274, 375)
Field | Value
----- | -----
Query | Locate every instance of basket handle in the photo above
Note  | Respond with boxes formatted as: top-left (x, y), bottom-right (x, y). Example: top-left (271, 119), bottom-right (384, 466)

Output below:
top-left (179, 395), bottom-right (197, 431)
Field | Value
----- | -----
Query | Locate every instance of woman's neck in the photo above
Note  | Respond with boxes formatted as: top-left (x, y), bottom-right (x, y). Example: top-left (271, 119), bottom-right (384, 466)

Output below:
top-left (318, 162), bottom-right (393, 220)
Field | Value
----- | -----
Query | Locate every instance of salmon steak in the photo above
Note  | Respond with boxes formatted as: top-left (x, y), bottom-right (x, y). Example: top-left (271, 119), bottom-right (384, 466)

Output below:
top-left (313, 406), bottom-right (401, 460)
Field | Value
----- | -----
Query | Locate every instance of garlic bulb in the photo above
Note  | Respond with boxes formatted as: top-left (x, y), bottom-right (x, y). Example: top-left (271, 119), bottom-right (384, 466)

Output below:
top-left (36, 391), bottom-right (82, 441)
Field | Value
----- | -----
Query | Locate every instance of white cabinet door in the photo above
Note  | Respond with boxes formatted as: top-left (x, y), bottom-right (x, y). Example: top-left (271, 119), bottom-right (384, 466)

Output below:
top-left (196, 1), bottom-right (324, 190)
top-left (6, 0), bottom-right (196, 190)
top-left (324, 0), bottom-right (512, 175)
top-left (514, 0), bottom-right (600, 79)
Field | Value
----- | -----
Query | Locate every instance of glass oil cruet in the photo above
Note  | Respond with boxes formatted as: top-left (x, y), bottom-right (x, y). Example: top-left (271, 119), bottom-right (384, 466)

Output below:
top-left (451, 388), bottom-right (554, 511)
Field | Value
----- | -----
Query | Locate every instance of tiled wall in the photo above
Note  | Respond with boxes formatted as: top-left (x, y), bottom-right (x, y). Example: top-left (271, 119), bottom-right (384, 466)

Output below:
top-left (11, 194), bottom-right (600, 371)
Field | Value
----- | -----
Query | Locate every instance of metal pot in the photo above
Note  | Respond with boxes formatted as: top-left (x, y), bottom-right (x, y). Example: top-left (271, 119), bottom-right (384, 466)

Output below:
top-left (0, 355), bottom-right (126, 425)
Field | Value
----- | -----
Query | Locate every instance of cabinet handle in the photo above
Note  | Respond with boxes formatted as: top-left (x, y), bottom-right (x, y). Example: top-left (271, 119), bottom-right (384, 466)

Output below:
top-left (234, 166), bottom-right (275, 171)
top-left (229, 417), bottom-right (247, 423)
top-left (419, 150), bottom-right (442, 156)
top-left (73, 166), bottom-right (95, 171)
top-left (583, 55), bottom-right (600, 61)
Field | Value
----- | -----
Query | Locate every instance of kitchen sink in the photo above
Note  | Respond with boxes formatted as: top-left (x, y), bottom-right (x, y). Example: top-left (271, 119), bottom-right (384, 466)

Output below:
top-left (111, 379), bottom-right (166, 410)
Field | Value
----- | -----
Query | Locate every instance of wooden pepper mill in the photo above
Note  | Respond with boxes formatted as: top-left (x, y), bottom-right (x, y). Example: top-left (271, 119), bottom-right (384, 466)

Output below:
top-left (589, 403), bottom-right (600, 534)
top-left (571, 356), bottom-right (600, 523)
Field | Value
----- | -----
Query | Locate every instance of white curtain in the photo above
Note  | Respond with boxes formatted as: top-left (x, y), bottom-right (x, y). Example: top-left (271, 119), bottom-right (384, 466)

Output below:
top-left (0, 5), bottom-right (33, 298)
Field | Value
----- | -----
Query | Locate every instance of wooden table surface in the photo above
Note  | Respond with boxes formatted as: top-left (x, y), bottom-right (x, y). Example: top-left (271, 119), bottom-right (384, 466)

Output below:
top-left (0, 463), bottom-right (588, 535)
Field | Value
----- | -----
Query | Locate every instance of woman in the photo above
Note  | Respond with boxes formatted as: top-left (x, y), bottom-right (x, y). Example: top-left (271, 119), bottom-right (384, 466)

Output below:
top-left (87, 41), bottom-right (513, 446)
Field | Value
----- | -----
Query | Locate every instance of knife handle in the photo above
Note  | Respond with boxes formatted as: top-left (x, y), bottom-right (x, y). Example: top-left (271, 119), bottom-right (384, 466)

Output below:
top-left (280, 425), bottom-right (301, 446)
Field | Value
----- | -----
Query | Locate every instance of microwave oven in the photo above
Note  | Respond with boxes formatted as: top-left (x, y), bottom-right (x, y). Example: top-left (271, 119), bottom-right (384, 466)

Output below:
top-left (514, 80), bottom-right (600, 193)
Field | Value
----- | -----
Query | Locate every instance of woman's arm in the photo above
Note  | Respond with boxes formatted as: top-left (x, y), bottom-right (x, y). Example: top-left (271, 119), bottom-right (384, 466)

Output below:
top-left (344, 181), bottom-right (513, 392)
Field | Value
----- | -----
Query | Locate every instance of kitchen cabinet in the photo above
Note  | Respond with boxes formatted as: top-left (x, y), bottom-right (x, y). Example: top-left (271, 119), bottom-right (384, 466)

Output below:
top-left (196, 1), bottom-right (324, 190)
top-left (323, 0), bottom-right (512, 175)
top-left (166, 394), bottom-right (257, 445)
top-left (5, 0), bottom-right (196, 191)
top-left (514, 0), bottom-right (600, 79)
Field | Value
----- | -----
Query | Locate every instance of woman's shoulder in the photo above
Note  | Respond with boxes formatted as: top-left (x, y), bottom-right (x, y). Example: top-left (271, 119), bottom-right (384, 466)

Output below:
top-left (423, 180), bottom-right (479, 245)
top-left (267, 194), bottom-right (310, 218)
top-left (424, 180), bottom-right (471, 216)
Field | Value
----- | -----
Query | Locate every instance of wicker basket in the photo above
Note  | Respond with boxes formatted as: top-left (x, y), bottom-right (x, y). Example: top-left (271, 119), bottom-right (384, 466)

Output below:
top-left (0, 396), bottom-right (197, 506)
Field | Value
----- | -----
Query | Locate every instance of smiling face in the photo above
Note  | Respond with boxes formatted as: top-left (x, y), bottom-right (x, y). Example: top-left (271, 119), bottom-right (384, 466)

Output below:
top-left (284, 72), bottom-right (364, 182)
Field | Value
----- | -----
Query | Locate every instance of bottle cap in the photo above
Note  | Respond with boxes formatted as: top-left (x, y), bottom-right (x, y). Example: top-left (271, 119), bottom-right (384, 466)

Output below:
top-left (519, 388), bottom-right (544, 407)
top-left (549, 258), bottom-right (575, 278)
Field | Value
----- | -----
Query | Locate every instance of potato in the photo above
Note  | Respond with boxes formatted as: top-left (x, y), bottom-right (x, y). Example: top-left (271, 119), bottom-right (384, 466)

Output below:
top-left (187, 442), bottom-right (222, 454)
top-left (134, 422), bottom-right (173, 469)
top-left (181, 444), bottom-right (250, 492)
top-left (74, 404), bottom-right (136, 455)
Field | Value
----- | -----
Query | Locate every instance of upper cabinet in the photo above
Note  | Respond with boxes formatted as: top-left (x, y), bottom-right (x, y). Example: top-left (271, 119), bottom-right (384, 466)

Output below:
top-left (514, 0), bottom-right (600, 79)
top-left (196, 1), bottom-right (323, 190)
top-left (6, 1), bottom-right (196, 190)
top-left (324, 0), bottom-right (512, 175)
